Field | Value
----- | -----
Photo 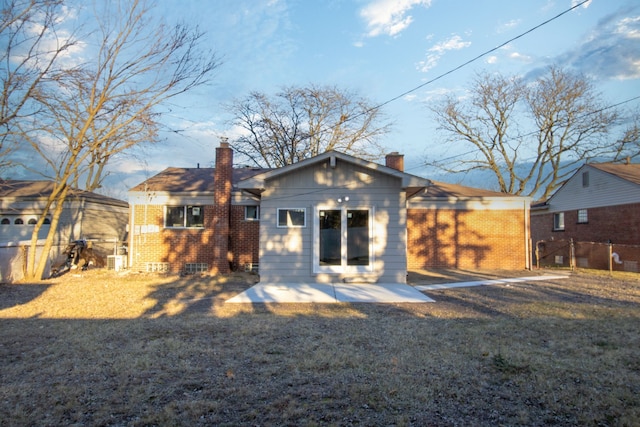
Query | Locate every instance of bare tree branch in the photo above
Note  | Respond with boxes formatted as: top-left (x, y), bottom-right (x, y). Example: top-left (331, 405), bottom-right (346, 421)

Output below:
top-left (428, 66), bottom-right (620, 199)
top-left (225, 84), bottom-right (391, 167)
top-left (5, 0), bottom-right (221, 279)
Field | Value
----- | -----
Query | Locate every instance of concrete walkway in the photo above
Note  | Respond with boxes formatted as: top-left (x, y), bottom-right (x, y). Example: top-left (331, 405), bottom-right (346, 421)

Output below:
top-left (226, 282), bottom-right (435, 303)
top-left (225, 274), bottom-right (569, 304)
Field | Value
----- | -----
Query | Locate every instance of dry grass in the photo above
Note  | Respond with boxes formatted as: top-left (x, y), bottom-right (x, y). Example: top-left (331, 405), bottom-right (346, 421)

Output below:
top-left (1, 268), bottom-right (639, 426)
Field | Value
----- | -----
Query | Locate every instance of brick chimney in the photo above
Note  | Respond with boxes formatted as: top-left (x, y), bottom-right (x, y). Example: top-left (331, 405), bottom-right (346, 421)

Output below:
top-left (385, 152), bottom-right (404, 172)
top-left (212, 138), bottom-right (233, 274)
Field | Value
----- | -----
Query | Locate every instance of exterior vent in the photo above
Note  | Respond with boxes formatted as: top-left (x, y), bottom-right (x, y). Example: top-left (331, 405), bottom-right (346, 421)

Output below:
top-left (185, 263), bottom-right (208, 274)
top-left (146, 262), bottom-right (169, 273)
top-left (244, 263), bottom-right (259, 273)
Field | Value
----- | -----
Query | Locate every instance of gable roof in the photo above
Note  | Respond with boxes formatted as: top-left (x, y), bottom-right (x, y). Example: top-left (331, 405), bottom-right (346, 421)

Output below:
top-left (588, 162), bottom-right (640, 186)
top-left (237, 150), bottom-right (431, 190)
top-left (0, 179), bottom-right (127, 207)
top-left (128, 167), bottom-right (270, 193)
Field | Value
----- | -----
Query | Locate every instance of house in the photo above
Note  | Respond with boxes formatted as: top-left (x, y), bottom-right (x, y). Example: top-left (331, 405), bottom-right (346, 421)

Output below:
top-left (0, 179), bottom-right (129, 281)
top-left (530, 162), bottom-right (640, 246)
top-left (128, 141), bottom-right (531, 282)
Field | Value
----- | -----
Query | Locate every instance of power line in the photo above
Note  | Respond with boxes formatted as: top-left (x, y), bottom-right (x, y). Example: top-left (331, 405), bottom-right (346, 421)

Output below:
top-left (319, 0), bottom-right (593, 137)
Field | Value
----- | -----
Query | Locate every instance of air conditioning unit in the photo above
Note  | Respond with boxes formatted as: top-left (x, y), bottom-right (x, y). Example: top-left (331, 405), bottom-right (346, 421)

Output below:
top-left (107, 255), bottom-right (127, 271)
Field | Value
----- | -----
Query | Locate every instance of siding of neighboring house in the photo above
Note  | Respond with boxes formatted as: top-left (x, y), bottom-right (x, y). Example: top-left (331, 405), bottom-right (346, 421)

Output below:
top-left (531, 202), bottom-right (640, 245)
top-left (257, 158), bottom-right (408, 283)
top-left (530, 163), bottom-right (640, 246)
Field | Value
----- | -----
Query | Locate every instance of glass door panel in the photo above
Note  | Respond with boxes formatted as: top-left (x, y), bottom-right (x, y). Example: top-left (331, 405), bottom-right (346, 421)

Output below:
top-left (347, 210), bottom-right (369, 265)
top-left (319, 210), bottom-right (341, 265)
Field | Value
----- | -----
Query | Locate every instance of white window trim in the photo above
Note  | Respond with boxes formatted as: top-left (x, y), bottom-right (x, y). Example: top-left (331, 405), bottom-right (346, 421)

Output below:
top-left (577, 208), bottom-right (588, 224)
top-left (312, 205), bottom-right (374, 274)
top-left (244, 205), bottom-right (260, 221)
top-left (277, 208), bottom-right (306, 228)
top-left (553, 212), bottom-right (565, 231)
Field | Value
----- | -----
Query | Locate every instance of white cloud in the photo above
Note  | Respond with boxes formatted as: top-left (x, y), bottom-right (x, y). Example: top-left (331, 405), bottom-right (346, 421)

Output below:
top-left (428, 35), bottom-right (471, 53)
top-left (416, 34), bottom-right (471, 73)
top-left (572, 0), bottom-right (592, 9)
top-left (486, 56), bottom-right (498, 64)
top-left (496, 19), bottom-right (521, 34)
top-left (360, 0), bottom-right (432, 38)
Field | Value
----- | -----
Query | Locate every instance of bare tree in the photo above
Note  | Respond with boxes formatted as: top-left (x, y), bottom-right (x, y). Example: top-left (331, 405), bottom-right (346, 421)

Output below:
top-left (9, 0), bottom-right (220, 279)
top-left (225, 85), bottom-right (391, 168)
top-left (0, 0), bottom-right (78, 172)
top-left (429, 67), bottom-right (619, 200)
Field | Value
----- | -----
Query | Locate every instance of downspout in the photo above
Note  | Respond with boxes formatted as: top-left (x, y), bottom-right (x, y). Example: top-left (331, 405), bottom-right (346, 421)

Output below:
top-left (524, 199), bottom-right (531, 270)
top-left (129, 202), bottom-right (135, 270)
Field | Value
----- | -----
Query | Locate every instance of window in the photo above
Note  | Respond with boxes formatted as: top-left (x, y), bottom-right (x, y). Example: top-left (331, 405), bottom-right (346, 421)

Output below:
top-left (582, 171), bottom-right (589, 187)
top-left (28, 218), bottom-right (37, 225)
top-left (277, 208), bottom-right (306, 228)
top-left (245, 206), bottom-right (259, 221)
top-left (14, 218), bottom-right (23, 225)
top-left (577, 209), bottom-right (588, 224)
top-left (553, 212), bottom-right (565, 231)
top-left (1, 218), bottom-right (9, 224)
top-left (164, 206), bottom-right (204, 228)
top-left (43, 218), bottom-right (51, 224)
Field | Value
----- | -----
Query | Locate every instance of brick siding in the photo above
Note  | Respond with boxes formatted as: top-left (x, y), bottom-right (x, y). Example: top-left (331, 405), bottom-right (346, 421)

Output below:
top-left (407, 208), bottom-right (527, 270)
top-left (229, 205), bottom-right (260, 270)
top-left (531, 202), bottom-right (640, 245)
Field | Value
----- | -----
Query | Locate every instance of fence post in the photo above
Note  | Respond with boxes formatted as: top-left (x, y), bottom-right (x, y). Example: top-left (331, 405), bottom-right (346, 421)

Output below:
top-left (609, 241), bottom-right (613, 275)
top-left (570, 238), bottom-right (575, 271)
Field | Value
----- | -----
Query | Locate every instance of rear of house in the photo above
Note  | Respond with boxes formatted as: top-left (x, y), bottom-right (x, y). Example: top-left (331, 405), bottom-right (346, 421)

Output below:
top-left (128, 141), bottom-right (532, 281)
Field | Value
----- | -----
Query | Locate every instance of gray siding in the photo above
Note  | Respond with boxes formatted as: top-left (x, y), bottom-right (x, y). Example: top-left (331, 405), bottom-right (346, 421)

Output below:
top-left (547, 166), bottom-right (640, 212)
top-left (258, 158), bottom-right (407, 283)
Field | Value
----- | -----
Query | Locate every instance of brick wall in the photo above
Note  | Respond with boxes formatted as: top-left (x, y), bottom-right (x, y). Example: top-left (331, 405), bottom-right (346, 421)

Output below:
top-left (531, 202), bottom-right (640, 245)
top-left (407, 208), bottom-right (527, 270)
top-left (130, 204), bottom-right (216, 272)
top-left (229, 205), bottom-right (260, 270)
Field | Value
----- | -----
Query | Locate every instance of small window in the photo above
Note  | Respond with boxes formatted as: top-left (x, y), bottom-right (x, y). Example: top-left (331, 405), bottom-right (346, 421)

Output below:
top-left (28, 218), bottom-right (37, 225)
top-left (245, 206), bottom-right (259, 221)
top-left (43, 218), bottom-right (51, 224)
top-left (582, 171), bottom-right (589, 187)
top-left (14, 218), bottom-right (23, 225)
top-left (1, 218), bottom-right (9, 224)
top-left (278, 208), bottom-right (306, 228)
top-left (553, 212), bottom-right (565, 231)
top-left (165, 206), bottom-right (204, 228)
top-left (577, 209), bottom-right (588, 224)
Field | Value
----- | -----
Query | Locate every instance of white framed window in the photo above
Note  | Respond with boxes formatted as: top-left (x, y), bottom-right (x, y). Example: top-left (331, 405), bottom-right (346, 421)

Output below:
top-left (245, 205), bottom-right (260, 221)
top-left (577, 209), bottom-right (588, 224)
top-left (582, 171), bottom-right (589, 187)
top-left (277, 208), bottom-right (306, 228)
top-left (553, 212), bottom-right (565, 231)
top-left (164, 206), bottom-right (204, 228)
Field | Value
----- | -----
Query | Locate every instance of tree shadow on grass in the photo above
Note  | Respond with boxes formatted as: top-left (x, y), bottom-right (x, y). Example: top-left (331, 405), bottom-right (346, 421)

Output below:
top-left (0, 283), bottom-right (50, 311)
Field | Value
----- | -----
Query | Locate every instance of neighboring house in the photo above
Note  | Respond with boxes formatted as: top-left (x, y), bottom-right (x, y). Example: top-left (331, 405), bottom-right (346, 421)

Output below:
top-left (530, 162), bottom-right (640, 246)
top-left (128, 141), bottom-right (531, 282)
top-left (0, 179), bottom-right (129, 281)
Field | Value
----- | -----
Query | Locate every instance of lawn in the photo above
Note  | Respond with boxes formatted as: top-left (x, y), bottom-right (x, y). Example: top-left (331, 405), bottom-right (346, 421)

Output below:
top-left (1, 269), bottom-right (639, 426)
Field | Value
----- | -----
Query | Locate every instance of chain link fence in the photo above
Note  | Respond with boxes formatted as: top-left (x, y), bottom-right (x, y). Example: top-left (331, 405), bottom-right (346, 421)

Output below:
top-left (535, 239), bottom-right (640, 273)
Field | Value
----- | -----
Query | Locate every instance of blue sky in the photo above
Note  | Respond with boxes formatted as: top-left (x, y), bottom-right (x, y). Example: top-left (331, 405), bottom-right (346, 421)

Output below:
top-left (23, 0), bottom-right (640, 197)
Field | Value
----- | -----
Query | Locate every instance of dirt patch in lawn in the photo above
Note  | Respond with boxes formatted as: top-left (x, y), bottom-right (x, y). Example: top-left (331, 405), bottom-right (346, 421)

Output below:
top-left (1, 268), bottom-right (639, 426)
